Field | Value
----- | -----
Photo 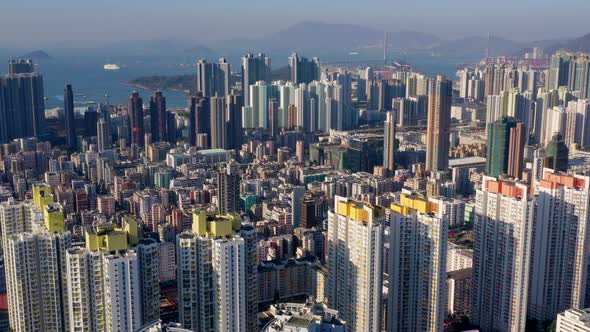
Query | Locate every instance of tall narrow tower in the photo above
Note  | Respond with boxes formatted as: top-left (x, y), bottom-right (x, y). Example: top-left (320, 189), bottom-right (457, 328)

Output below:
top-left (64, 84), bottom-right (76, 151)
top-left (383, 111), bottom-right (396, 174)
top-left (425, 76), bottom-right (452, 173)
top-left (384, 31), bottom-right (388, 66)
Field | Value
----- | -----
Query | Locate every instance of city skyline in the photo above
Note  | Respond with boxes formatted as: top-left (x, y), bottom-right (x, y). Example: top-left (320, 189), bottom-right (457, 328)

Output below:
top-left (2, 4), bottom-right (590, 332)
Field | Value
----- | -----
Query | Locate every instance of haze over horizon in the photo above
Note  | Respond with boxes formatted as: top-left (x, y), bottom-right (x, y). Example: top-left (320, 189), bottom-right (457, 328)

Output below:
top-left (1, 0), bottom-right (589, 48)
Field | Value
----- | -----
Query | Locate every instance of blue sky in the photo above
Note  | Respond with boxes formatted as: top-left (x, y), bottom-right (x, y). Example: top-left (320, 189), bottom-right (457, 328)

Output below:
top-left (1, 0), bottom-right (589, 46)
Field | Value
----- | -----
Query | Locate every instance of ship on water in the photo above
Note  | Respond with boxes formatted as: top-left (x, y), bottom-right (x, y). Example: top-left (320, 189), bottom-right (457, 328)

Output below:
top-left (103, 64), bottom-right (120, 71)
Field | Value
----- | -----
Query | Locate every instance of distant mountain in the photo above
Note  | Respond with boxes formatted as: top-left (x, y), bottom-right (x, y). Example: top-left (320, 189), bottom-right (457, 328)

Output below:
top-left (107, 38), bottom-right (190, 50)
top-left (544, 33), bottom-right (590, 54)
top-left (429, 36), bottom-right (525, 57)
top-left (20, 50), bottom-right (53, 60)
top-left (212, 21), bottom-right (440, 54)
top-left (183, 45), bottom-right (218, 58)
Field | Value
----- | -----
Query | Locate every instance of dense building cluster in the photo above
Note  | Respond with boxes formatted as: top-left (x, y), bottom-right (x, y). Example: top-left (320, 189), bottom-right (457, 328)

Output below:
top-left (0, 48), bottom-right (589, 332)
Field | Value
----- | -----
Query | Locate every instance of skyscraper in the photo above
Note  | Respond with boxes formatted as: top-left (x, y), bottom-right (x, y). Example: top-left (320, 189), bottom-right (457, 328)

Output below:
top-left (239, 224), bottom-right (258, 332)
top-left (3, 201), bottom-right (71, 332)
top-left (196, 58), bottom-right (231, 97)
top-left (149, 91), bottom-right (167, 143)
top-left (8, 59), bottom-right (34, 75)
top-left (135, 238), bottom-right (161, 325)
top-left (528, 171), bottom-right (590, 321)
top-left (64, 84), bottom-right (76, 151)
top-left (189, 93), bottom-right (210, 148)
top-left (327, 196), bottom-right (384, 331)
top-left (544, 133), bottom-right (569, 172)
top-left (66, 247), bottom-right (142, 331)
top-left (383, 111), bottom-right (396, 175)
top-left (0, 60), bottom-right (46, 142)
top-left (65, 219), bottom-right (148, 331)
top-left (241, 53), bottom-right (271, 106)
top-left (288, 53), bottom-right (321, 84)
top-left (210, 96), bottom-right (227, 149)
top-left (128, 91), bottom-right (144, 147)
top-left (97, 118), bottom-right (110, 152)
top-left (244, 81), bottom-right (270, 129)
top-left (548, 51), bottom-right (590, 99)
top-left (226, 93), bottom-right (243, 150)
top-left (84, 108), bottom-right (97, 137)
top-left (268, 98), bottom-right (279, 138)
top-left (425, 76), bottom-right (452, 173)
top-left (388, 194), bottom-right (448, 332)
top-left (472, 176), bottom-right (534, 332)
top-left (217, 162), bottom-right (240, 214)
top-left (486, 117), bottom-right (526, 178)
top-left (177, 211), bottom-right (247, 331)
top-left (506, 121), bottom-right (526, 178)
top-left (166, 110), bottom-right (176, 144)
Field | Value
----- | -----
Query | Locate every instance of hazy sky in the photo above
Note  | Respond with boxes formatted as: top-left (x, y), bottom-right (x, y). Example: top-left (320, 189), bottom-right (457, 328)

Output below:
top-left (1, 0), bottom-right (589, 47)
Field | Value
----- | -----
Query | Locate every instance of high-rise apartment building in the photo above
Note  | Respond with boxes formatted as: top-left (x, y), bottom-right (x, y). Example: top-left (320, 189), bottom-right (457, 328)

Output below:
top-left (149, 91), bottom-right (167, 143)
top-left (388, 194), bottom-right (448, 332)
top-left (65, 219), bottom-right (147, 332)
top-left (383, 111), bottom-right (396, 174)
top-left (548, 51), bottom-right (590, 99)
top-left (327, 196), bottom-right (384, 331)
top-left (544, 133), bottom-right (569, 172)
top-left (472, 176), bottom-right (534, 332)
top-left (288, 53), bottom-right (320, 84)
top-left (196, 58), bottom-right (231, 97)
top-left (557, 308), bottom-right (590, 332)
top-left (242, 53), bottom-right (271, 106)
top-left (128, 91), bottom-right (144, 147)
top-left (217, 161), bottom-right (240, 214)
top-left (486, 117), bottom-right (526, 178)
top-left (135, 238), bottom-right (161, 325)
top-left (239, 224), bottom-right (258, 332)
top-left (66, 247), bottom-right (142, 331)
top-left (425, 76), bottom-right (452, 173)
top-left (177, 211), bottom-right (247, 331)
top-left (189, 93), bottom-right (210, 147)
top-left (226, 93), bottom-right (244, 150)
top-left (210, 96), bottom-right (227, 149)
top-left (0, 60), bottom-right (46, 142)
top-left (97, 118), bottom-right (110, 152)
top-left (8, 59), bottom-right (34, 75)
top-left (3, 200), bottom-right (71, 332)
top-left (64, 84), bottom-right (76, 151)
top-left (528, 171), bottom-right (590, 321)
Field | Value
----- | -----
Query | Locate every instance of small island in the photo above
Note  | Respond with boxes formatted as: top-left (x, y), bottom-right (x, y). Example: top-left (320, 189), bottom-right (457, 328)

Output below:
top-left (128, 66), bottom-right (291, 93)
top-left (20, 50), bottom-right (53, 61)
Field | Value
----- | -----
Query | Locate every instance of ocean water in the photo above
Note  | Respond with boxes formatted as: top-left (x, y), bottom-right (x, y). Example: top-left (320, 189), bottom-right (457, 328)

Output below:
top-left (0, 49), bottom-right (196, 109)
top-left (0, 48), bottom-right (473, 110)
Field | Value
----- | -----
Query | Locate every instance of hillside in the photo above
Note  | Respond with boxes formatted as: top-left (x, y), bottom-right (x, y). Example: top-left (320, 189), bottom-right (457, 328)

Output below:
top-left (129, 66), bottom-right (290, 93)
top-left (544, 33), bottom-right (590, 53)
top-left (20, 50), bottom-right (53, 60)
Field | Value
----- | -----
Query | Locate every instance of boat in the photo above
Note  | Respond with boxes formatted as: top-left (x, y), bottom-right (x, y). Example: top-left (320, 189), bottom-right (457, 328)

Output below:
top-left (103, 64), bottom-right (120, 71)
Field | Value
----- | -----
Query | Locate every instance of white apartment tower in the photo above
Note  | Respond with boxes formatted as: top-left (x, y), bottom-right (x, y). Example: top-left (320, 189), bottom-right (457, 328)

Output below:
top-left (177, 211), bottom-right (248, 332)
top-left (472, 176), bottom-right (534, 332)
top-left (529, 171), bottom-right (590, 321)
top-left (387, 196), bottom-right (448, 332)
top-left (5, 229), bottom-right (72, 332)
top-left (327, 196), bottom-right (384, 332)
top-left (66, 247), bottom-right (142, 332)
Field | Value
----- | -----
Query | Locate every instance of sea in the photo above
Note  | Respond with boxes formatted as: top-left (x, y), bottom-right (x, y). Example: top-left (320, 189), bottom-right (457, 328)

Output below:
top-left (0, 47), bottom-right (478, 110)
